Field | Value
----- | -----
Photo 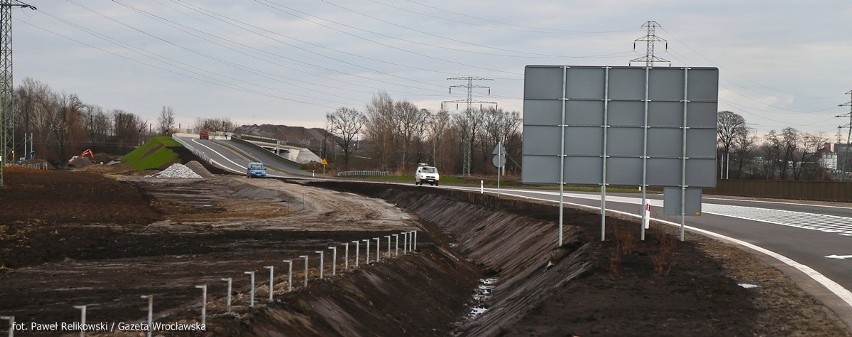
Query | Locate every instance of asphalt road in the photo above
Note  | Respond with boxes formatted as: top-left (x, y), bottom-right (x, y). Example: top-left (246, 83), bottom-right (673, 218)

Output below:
top-left (176, 137), bottom-right (852, 327)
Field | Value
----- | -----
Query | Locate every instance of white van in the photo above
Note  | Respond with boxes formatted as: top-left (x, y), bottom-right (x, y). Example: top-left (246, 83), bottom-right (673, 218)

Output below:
top-left (415, 164), bottom-right (440, 186)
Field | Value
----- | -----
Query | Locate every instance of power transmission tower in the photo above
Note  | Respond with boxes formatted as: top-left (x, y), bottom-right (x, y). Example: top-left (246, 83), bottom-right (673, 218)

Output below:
top-left (0, 0), bottom-right (35, 187)
top-left (838, 90), bottom-right (852, 181)
top-left (442, 76), bottom-right (496, 176)
top-left (629, 20), bottom-right (670, 68)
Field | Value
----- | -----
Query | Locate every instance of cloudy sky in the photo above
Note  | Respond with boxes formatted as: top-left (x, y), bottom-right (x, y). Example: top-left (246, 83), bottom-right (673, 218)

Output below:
top-left (11, 0), bottom-right (852, 138)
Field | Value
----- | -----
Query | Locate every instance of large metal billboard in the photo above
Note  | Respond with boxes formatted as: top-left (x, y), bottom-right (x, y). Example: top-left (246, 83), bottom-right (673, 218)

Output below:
top-left (522, 66), bottom-right (719, 188)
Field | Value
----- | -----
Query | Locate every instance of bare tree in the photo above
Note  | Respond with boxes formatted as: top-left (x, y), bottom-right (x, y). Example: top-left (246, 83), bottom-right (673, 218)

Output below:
top-left (717, 111), bottom-right (746, 178)
top-left (427, 109), bottom-right (450, 167)
top-left (363, 91), bottom-right (396, 171)
top-left (733, 126), bottom-right (757, 178)
top-left (794, 132), bottom-right (827, 180)
top-left (193, 117), bottom-right (235, 133)
top-left (157, 106), bottom-right (176, 135)
top-left (394, 100), bottom-right (428, 172)
top-left (325, 107), bottom-right (365, 170)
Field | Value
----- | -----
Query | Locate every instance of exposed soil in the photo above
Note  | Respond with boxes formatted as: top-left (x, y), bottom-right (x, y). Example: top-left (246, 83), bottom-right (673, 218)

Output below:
top-left (0, 166), bottom-right (850, 337)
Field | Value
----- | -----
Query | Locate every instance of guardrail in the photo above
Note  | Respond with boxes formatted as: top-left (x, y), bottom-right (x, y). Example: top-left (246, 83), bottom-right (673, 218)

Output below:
top-left (337, 171), bottom-right (389, 177)
top-left (172, 135), bottom-right (212, 165)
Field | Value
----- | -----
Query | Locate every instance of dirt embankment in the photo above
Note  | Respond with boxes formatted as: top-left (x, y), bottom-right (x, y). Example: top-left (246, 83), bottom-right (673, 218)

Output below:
top-left (313, 181), bottom-right (852, 337)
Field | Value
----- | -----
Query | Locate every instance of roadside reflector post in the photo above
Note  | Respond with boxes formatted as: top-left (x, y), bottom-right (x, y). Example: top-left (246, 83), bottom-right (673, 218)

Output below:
top-left (299, 255), bottom-right (309, 287)
top-left (374, 237), bottom-right (381, 262)
top-left (220, 278), bottom-right (232, 312)
top-left (328, 246), bottom-right (337, 276)
top-left (283, 260), bottom-right (293, 292)
top-left (243, 272), bottom-right (255, 307)
top-left (263, 266), bottom-right (274, 302)
top-left (352, 241), bottom-right (360, 268)
top-left (362, 239), bottom-right (371, 264)
top-left (412, 230), bottom-right (418, 251)
top-left (644, 203), bottom-right (651, 229)
top-left (0, 315), bottom-right (14, 337)
top-left (343, 243), bottom-right (350, 270)
top-left (393, 234), bottom-right (399, 256)
top-left (385, 236), bottom-right (391, 258)
top-left (140, 295), bottom-right (153, 337)
top-left (72, 305), bottom-right (86, 337)
top-left (315, 251), bottom-right (324, 279)
top-left (195, 285), bottom-right (207, 325)
top-left (481, 180), bottom-right (484, 194)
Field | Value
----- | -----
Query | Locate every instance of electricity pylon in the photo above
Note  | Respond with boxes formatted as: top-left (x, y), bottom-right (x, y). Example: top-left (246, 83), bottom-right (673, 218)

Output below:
top-left (442, 76), bottom-right (496, 176)
top-left (0, 0), bottom-right (35, 187)
top-left (838, 90), bottom-right (852, 181)
top-left (630, 20), bottom-right (670, 68)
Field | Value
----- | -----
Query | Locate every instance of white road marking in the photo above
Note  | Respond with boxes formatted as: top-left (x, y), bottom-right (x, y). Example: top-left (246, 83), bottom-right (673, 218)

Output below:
top-left (826, 255), bottom-right (852, 260)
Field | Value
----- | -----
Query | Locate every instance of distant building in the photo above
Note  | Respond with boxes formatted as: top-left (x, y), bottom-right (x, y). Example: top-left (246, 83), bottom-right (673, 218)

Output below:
top-left (832, 143), bottom-right (852, 173)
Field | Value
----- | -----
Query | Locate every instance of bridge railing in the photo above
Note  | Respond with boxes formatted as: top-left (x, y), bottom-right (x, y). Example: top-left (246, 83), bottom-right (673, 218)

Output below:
top-left (337, 170), bottom-right (389, 177)
top-left (172, 134), bottom-right (211, 165)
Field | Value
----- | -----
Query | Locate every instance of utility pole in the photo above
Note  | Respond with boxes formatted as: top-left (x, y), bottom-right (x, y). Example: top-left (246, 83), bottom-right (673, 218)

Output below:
top-left (629, 20), bottom-right (670, 68)
top-left (0, 0), bottom-right (35, 187)
top-left (442, 76), bottom-right (496, 176)
top-left (838, 90), bottom-right (852, 181)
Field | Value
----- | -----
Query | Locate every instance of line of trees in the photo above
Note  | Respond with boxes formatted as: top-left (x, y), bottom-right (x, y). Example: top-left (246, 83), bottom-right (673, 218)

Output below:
top-left (325, 91), bottom-right (521, 175)
top-left (717, 110), bottom-right (835, 181)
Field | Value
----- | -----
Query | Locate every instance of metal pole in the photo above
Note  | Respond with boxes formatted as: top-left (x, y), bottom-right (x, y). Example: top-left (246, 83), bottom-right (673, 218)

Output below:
top-left (352, 241), bottom-right (359, 268)
top-left (315, 251), bottom-right (324, 279)
top-left (263, 266), bottom-right (274, 302)
top-left (283, 260), bottom-right (293, 292)
top-left (220, 278), bottom-right (232, 312)
top-left (0, 316), bottom-right (13, 337)
top-left (243, 270), bottom-right (254, 307)
top-left (195, 285), bottom-right (207, 325)
top-left (639, 66), bottom-right (650, 242)
top-left (603, 67), bottom-right (612, 240)
top-left (300, 255), bottom-right (309, 287)
top-left (680, 69), bottom-right (689, 241)
top-left (140, 295), bottom-right (153, 337)
top-left (412, 231), bottom-right (418, 251)
top-left (560, 66), bottom-right (567, 246)
top-left (328, 246), bottom-right (337, 276)
top-left (73, 305), bottom-right (86, 337)
top-left (497, 141), bottom-right (501, 197)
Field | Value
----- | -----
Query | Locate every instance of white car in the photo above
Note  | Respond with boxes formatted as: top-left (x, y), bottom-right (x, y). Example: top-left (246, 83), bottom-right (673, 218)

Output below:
top-left (415, 165), bottom-right (440, 186)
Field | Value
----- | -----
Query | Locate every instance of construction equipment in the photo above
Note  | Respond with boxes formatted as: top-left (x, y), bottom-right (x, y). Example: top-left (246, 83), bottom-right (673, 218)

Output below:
top-left (67, 149), bottom-right (95, 166)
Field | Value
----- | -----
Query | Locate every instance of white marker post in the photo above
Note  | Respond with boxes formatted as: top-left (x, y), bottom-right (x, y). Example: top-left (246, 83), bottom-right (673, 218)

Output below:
top-left (195, 285), bottom-right (207, 325)
top-left (480, 180), bottom-right (484, 194)
top-left (343, 243), bottom-right (350, 270)
top-left (244, 272), bottom-right (255, 307)
top-left (263, 266), bottom-right (274, 302)
top-left (402, 232), bottom-right (409, 254)
top-left (412, 230), bottom-right (418, 251)
top-left (362, 239), bottom-right (371, 264)
top-left (374, 237), bottom-right (381, 262)
top-left (393, 234), bottom-right (399, 256)
top-left (385, 236), bottom-right (391, 259)
top-left (352, 241), bottom-right (360, 268)
top-left (73, 305), bottom-right (86, 337)
top-left (220, 278), bottom-right (232, 312)
top-left (328, 246), bottom-right (337, 276)
top-left (315, 251), bottom-right (324, 279)
top-left (283, 260), bottom-right (293, 292)
top-left (140, 295), bottom-right (153, 337)
top-left (0, 316), bottom-right (14, 337)
top-left (300, 255), bottom-right (309, 287)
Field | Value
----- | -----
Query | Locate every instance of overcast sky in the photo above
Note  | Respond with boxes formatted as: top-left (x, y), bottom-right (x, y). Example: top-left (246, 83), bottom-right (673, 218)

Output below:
top-left (11, 0), bottom-right (852, 138)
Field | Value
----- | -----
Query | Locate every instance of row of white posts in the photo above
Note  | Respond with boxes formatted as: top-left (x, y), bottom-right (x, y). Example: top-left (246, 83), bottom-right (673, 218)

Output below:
top-left (0, 230), bottom-right (418, 337)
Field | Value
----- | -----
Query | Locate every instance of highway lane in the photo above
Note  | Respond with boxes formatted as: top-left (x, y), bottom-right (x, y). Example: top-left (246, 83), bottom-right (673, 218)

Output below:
top-left (176, 137), bottom-right (295, 178)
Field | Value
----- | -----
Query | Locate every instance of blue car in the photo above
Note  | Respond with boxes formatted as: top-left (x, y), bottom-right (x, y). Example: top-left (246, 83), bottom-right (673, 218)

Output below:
top-left (247, 162), bottom-right (267, 178)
